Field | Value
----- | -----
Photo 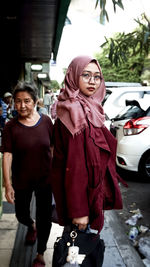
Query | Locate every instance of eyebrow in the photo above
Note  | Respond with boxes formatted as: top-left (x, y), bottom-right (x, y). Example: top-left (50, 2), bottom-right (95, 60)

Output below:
top-left (82, 70), bottom-right (100, 74)
top-left (15, 97), bottom-right (32, 101)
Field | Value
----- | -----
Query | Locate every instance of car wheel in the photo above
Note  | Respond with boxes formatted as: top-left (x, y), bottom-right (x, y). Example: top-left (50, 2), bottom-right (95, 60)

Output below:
top-left (139, 151), bottom-right (150, 181)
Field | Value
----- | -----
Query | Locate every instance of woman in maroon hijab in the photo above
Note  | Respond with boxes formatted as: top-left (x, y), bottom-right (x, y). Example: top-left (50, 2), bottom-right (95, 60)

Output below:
top-left (51, 55), bottom-right (124, 250)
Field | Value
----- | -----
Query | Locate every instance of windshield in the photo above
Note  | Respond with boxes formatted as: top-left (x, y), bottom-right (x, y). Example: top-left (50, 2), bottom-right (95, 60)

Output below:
top-left (112, 105), bottom-right (145, 121)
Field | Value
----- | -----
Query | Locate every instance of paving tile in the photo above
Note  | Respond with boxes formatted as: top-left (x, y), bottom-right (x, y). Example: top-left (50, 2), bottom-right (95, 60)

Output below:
top-left (0, 250), bottom-right (12, 266)
top-left (0, 230), bottom-right (16, 249)
top-left (101, 224), bottom-right (116, 247)
top-left (0, 214), bottom-right (18, 230)
top-left (2, 202), bottom-right (15, 214)
top-left (47, 223), bottom-right (63, 249)
top-left (103, 246), bottom-right (126, 267)
top-left (44, 249), bottom-right (53, 266)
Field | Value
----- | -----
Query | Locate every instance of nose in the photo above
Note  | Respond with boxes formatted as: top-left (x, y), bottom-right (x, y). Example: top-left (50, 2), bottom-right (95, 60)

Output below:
top-left (89, 76), bottom-right (95, 84)
top-left (21, 101), bottom-right (26, 108)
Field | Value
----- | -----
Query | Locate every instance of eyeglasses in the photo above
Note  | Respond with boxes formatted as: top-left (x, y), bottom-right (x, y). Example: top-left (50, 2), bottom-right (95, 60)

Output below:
top-left (81, 73), bottom-right (101, 84)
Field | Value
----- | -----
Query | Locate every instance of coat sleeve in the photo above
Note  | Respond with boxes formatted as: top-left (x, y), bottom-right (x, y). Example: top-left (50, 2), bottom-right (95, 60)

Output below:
top-left (51, 120), bottom-right (89, 225)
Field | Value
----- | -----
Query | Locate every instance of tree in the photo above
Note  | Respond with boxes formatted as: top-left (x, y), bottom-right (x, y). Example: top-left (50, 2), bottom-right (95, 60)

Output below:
top-left (95, 0), bottom-right (124, 24)
top-left (95, 1), bottom-right (150, 84)
top-left (141, 57), bottom-right (150, 85)
top-left (101, 14), bottom-right (150, 66)
top-left (95, 45), bottom-right (144, 82)
top-left (50, 80), bottom-right (60, 92)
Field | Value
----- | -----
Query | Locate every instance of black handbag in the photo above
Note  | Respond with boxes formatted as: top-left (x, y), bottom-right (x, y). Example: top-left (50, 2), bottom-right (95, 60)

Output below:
top-left (52, 226), bottom-right (105, 267)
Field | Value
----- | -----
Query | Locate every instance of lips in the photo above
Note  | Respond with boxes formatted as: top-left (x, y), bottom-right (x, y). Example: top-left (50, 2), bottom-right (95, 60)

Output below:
top-left (87, 87), bottom-right (95, 91)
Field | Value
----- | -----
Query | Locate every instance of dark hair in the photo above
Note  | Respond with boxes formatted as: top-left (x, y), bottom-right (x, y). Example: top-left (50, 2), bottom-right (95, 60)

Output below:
top-left (13, 81), bottom-right (38, 104)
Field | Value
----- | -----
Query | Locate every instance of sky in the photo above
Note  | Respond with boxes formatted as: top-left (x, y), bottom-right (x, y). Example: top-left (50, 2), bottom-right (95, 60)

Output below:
top-left (49, 0), bottom-right (150, 84)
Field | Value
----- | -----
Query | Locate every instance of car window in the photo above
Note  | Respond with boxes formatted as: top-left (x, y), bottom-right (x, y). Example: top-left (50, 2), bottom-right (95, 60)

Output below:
top-left (113, 106), bottom-right (145, 121)
top-left (146, 107), bottom-right (150, 116)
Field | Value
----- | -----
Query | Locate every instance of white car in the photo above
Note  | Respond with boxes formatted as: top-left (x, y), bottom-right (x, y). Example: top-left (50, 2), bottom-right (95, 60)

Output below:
top-left (103, 86), bottom-right (150, 120)
top-left (110, 98), bottom-right (150, 180)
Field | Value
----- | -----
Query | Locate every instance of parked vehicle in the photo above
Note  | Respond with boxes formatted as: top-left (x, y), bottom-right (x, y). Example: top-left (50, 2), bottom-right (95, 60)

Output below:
top-left (103, 86), bottom-right (150, 120)
top-left (110, 98), bottom-right (150, 180)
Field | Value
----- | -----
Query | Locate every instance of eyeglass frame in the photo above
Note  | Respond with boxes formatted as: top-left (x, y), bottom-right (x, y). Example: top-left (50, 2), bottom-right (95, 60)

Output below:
top-left (80, 72), bottom-right (102, 84)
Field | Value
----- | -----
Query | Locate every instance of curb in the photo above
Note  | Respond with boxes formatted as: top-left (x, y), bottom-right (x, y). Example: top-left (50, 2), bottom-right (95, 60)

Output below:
top-left (105, 210), bottom-right (145, 267)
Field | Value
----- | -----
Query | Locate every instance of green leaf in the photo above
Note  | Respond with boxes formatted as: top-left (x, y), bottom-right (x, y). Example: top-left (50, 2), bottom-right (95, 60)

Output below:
top-left (95, 0), bottom-right (99, 9)
top-left (144, 31), bottom-right (150, 44)
top-left (105, 10), bottom-right (109, 22)
top-left (117, 0), bottom-right (124, 10)
top-left (112, 0), bottom-right (116, 13)
top-left (100, 0), bottom-right (106, 9)
top-left (101, 41), bottom-right (108, 48)
top-left (112, 0), bottom-right (124, 12)
top-left (100, 9), bottom-right (106, 24)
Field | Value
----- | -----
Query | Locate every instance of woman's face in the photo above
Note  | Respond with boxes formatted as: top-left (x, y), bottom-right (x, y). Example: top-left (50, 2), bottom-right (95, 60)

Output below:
top-left (14, 91), bottom-right (35, 118)
top-left (79, 62), bottom-right (101, 97)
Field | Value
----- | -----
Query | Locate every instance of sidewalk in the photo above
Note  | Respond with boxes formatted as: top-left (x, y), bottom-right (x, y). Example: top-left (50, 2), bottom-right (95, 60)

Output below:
top-left (0, 199), bottom-right (145, 267)
top-left (46, 211), bottom-right (145, 267)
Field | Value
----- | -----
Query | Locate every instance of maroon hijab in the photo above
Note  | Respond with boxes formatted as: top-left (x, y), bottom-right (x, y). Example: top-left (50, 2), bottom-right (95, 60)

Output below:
top-left (57, 55), bottom-right (106, 136)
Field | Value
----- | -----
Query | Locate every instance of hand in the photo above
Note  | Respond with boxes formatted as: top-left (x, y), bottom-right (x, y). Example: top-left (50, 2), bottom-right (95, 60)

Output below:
top-left (72, 216), bottom-right (89, 231)
top-left (5, 184), bottom-right (15, 204)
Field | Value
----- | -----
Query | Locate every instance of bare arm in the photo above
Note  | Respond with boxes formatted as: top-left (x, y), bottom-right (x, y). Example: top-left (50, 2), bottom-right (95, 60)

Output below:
top-left (2, 152), bottom-right (15, 204)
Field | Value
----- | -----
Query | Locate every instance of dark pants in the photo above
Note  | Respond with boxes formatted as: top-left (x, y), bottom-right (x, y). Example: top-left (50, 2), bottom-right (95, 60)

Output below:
top-left (15, 185), bottom-right (52, 254)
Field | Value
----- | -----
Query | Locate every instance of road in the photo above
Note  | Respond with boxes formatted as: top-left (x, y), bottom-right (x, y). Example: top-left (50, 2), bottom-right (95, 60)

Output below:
top-left (115, 168), bottom-right (150, 260)
top-left (117, 168), bottom-right (150, 226)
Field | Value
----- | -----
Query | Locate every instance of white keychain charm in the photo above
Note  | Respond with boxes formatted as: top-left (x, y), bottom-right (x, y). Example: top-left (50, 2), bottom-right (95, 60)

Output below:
top-left (64, 246), bottom-right (85, 266)
top-left (66, 246), bottom-right (80, 264)
top-left (63, 230), bottom-right (86, 266)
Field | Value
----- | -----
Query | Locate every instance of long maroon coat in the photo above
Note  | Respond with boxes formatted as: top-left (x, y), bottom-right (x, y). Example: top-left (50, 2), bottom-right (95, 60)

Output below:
top-left (51, 119), bottom-right (124, 232)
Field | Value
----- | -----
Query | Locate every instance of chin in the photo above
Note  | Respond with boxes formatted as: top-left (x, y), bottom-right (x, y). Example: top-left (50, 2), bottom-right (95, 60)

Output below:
top-left (19, 113), bottom-right (28, 117)
top-left (87, 92), bottom-right (95, 97)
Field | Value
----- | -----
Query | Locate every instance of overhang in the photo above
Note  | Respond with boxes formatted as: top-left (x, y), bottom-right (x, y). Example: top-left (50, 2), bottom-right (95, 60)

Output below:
top-left (0, 0), bottom-right (71, 94)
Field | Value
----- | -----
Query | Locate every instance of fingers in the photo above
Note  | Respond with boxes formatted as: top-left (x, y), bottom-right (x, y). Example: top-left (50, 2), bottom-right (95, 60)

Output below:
top-left (78, 223), bottom-right (87, 231)
top-left (5, 194), bottom-right (14, 204)
top-left (5, 190), bottom-right (15, 204)
top-left (73, 223), bottom-right (87, 231)
top-left (72, 216), bottom-right (89, 231)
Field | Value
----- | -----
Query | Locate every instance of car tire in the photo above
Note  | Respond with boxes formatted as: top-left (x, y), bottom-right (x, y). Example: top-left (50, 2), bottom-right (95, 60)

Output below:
top-left (138, 151), bottom-right (150, 181)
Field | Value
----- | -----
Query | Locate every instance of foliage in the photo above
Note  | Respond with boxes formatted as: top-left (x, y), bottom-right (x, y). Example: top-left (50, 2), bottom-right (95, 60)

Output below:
top-left (101, 14), bottom-right (150, 66)
top-left (141, 70), bottom-right (150, 85)
top-left (95, 47), bottom-right (144, 82)
top-left (141, 57), bottom-right (150, 85)
top-left (95, 1), bottom-right (150, 83)
top-left (50, 80), bottom-right (60, 91)
top-left (63, 68), bottom-right (67, 75)
top-left (95, 0), bottom-right (124, 24)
